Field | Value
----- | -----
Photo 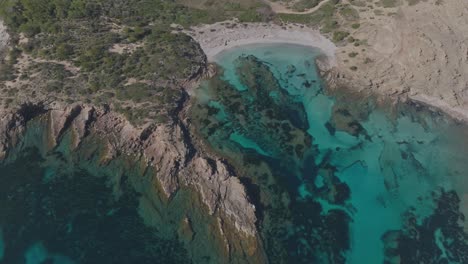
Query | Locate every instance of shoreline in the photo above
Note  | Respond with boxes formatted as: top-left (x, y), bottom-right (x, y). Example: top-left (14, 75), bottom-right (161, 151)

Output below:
top-left (409, 94), bottom-right (468, 124)
top-left (185, 20), bottom-right (337, 70)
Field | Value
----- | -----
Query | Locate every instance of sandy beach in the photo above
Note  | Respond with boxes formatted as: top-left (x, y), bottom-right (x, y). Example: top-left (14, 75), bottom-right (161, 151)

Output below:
top-left (185, 20), bottom-right (337, 70)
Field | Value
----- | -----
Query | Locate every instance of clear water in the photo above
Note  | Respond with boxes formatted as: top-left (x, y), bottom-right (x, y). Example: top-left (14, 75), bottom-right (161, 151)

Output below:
top-left (192, 43), bottom-right (468, 263)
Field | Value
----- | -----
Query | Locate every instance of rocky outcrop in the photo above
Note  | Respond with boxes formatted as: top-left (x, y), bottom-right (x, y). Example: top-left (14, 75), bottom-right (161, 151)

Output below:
top-left (0, 102), bottom-right (258, 239)
top-left (0, 112), bottom-right (16, 160)
top-left (188, 157), bottom-right (256, 235)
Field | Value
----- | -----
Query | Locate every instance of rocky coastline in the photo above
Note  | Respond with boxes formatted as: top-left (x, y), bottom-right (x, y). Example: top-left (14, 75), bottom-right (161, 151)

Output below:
top-left (0, 98), bottom-right (266, 262)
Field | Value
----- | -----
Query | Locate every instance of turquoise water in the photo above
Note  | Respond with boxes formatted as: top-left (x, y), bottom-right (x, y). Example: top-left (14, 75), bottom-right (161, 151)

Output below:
top-left (192, 43), bottom-right (468, 263)
top-left (24, 242), bottom-right (74, 264)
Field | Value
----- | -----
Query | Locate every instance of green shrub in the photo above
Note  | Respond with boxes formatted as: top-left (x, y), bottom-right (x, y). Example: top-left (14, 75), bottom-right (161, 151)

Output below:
top-left (333, 31), bottom-right (350, 42)
top-left (340, 5), bottom-right (359, 21)
top-left (292, 0), bottom-right (321, 12)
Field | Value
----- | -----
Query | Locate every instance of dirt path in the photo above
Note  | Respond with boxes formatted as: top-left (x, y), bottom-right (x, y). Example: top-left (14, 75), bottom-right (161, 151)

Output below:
top-left (262, 0), bottom-right (333, 14)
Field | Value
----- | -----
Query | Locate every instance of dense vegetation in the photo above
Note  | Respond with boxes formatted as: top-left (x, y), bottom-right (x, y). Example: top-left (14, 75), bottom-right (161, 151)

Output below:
top-left (0, 0), bottom-right (269, 124)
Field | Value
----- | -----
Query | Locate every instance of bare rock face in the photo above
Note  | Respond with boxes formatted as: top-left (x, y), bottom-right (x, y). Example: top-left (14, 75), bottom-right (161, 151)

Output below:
top-left (143, 124), bottom-right (188, 195)
top-left (188, 157), bottom-right (256, 235)
top-left (0, 110), bottom-right (25, 160)
top-left (72, 106), bottom-right (95, 147)
top-left (49, 106), bottom-right (79, 145)
top-left (0, 112), bottom-right (13, 160)
top-left (49, 109), bottom-right (69, 143)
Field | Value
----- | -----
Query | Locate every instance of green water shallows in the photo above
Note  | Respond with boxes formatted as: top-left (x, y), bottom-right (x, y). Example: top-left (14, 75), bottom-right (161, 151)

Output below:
top-left (192, 43), bottom-right (468, 263)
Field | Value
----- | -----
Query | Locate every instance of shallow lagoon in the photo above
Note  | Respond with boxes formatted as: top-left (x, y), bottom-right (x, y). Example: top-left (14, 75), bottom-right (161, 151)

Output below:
top-left (192, 43), bottom-right (468, 263)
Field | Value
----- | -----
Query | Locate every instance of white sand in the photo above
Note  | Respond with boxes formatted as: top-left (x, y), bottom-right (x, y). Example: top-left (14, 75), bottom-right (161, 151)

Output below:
top-left (185, 20), bottom-right (337, 70)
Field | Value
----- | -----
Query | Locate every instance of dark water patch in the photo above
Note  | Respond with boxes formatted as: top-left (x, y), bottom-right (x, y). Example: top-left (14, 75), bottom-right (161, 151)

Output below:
top-left (17, 103), bottom-right (48, 122)
top-left (395, 190), bottom-right (468, 264)
top-left (238, 177), bottom-right (264, 224)
top-left (0, 146), bottom-right (190, 264)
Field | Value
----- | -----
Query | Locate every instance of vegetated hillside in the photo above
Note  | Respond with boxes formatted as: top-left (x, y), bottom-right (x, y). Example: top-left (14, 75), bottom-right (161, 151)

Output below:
top-left (0, 0), bottom-right (271, 125)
